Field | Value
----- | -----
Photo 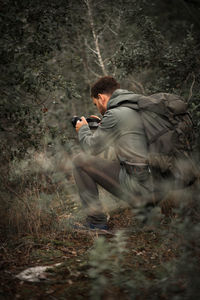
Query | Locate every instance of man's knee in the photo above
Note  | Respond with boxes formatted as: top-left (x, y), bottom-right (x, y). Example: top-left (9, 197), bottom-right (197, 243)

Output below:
top-left (73, 153), bottom-right (84, 168)
top-left (73, 152), bottom-right (94, 170)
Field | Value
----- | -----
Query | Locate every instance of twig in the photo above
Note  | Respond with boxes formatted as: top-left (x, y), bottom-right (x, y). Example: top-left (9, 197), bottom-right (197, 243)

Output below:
top-left (4, 181), bottom-right (32, 214)
top-left (88, 67), bottom-right (102, 78)
top-left (85, 41), bottom-right (98, 55)
top-left (108, 26), bottom-right (117, 36)
top-left (132, 79), bottom-right (146, 95)
top-left (187, 73), bottom-right (195, 103)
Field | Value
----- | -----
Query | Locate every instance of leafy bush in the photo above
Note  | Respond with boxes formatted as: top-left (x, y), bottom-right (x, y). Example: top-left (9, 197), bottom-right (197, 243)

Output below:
top-left (113, 11), bottom-right (200, 153)
top-left (88, 231), bottom-right (128, 299)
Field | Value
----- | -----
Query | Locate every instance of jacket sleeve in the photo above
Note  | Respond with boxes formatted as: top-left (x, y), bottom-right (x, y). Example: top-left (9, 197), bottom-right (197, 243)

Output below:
top-left (78, 110), bottom-right (118, 155)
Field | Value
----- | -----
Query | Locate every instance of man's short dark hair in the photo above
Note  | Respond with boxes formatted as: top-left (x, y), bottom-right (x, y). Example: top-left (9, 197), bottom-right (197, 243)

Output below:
top-left (91, 76), bottom-right (120, 98)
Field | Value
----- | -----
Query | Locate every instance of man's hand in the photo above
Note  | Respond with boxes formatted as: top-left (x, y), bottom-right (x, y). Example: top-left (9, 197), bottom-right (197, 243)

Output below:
top-left (89, 115), bottom-right (101, 121)
top-left (75, 116), bottom-right (88, 132)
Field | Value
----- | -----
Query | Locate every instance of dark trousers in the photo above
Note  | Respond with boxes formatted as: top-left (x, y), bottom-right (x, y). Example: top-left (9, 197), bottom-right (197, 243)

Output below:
top-left (73, 153), bottom-right (153, 225)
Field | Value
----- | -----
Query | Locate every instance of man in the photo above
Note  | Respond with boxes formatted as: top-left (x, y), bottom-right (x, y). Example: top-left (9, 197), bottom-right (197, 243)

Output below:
top-left (73, 76), bottom-right (154, 230)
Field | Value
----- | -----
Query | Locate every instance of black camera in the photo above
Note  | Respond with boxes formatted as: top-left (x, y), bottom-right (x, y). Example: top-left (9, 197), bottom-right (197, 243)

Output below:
top-left (71, 116), bottom-right (101, 129)
top-left (71, 116), bottom-right (81, 128)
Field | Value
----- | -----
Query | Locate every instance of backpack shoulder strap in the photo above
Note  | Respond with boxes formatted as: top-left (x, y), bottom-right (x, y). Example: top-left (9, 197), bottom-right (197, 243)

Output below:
top-left (108, 100), bottom-right (139, 111)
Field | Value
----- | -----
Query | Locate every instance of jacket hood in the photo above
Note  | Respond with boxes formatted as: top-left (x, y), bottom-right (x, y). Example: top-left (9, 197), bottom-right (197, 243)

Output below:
top-left (107, 89), bottom-right (139, 110)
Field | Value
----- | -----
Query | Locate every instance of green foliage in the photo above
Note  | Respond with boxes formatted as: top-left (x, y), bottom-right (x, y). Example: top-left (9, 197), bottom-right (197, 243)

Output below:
top-left (113, 7), bottom-right (200, 152)
top-left (88, 237), bottom-right (111, 300)
top-left (88, 231), bottom-right (128, 299)
top-left (152, 190), bottom-right (200, 300)
top-left (0, 104), bottom-right (45, 162)
top-left (114, 18), bottom-right (199, 93)
top-left (88, 192), bottom-right (200, 299)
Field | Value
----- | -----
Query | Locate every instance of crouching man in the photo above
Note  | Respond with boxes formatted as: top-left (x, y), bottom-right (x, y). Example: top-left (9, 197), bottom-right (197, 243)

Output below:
top-left (73, 76), bottom-right (154, 230)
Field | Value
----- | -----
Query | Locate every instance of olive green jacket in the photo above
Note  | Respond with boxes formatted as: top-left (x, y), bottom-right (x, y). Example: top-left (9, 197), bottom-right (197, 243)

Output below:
top-left (78, 89), bottom-right (148, 164)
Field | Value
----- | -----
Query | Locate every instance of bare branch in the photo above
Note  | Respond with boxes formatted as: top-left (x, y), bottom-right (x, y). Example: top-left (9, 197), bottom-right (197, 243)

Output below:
top-left (96, 16), bottom-right (112, 38)
top-left (85, 40), bottom-right (98, 55)
top-left (84, 0), bottom-right (108, 76)
top-left (88, 67), bottom-right (102, 78)
top-left (94, 60), bottom-right (102, 68)
top-left (131, 79), bottom-right (146, 95)
top-left (108, 26), bottom-right (117, 36)
top-left (187, 73), bottom-right (195, 103)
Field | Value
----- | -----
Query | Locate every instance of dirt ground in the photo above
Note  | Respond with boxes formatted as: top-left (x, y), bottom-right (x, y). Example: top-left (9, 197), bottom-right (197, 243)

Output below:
top-left (0, 207), bottom-right (182, 300)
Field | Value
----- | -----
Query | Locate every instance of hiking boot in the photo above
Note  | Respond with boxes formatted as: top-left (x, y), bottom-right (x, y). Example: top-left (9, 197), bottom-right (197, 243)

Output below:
top-left (72, 221), bottom-right (112, 235)
top-left (88, 222), bottom-right (108, 230)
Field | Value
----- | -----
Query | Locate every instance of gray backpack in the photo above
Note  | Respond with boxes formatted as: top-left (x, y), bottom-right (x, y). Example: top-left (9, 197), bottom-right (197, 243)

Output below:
top-left (112, 93), bottom-right (196, 186)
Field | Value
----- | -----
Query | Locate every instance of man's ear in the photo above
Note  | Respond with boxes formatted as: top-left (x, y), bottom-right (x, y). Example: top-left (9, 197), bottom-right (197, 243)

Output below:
top-left (97, 93), bottom-right (103, 101)
top-left (98, 93), bottom-right (107, 104)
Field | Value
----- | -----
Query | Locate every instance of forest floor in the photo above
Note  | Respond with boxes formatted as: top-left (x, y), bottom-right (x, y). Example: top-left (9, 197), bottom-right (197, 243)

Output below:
top-left (0, 204), bottom-right (180, 300)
